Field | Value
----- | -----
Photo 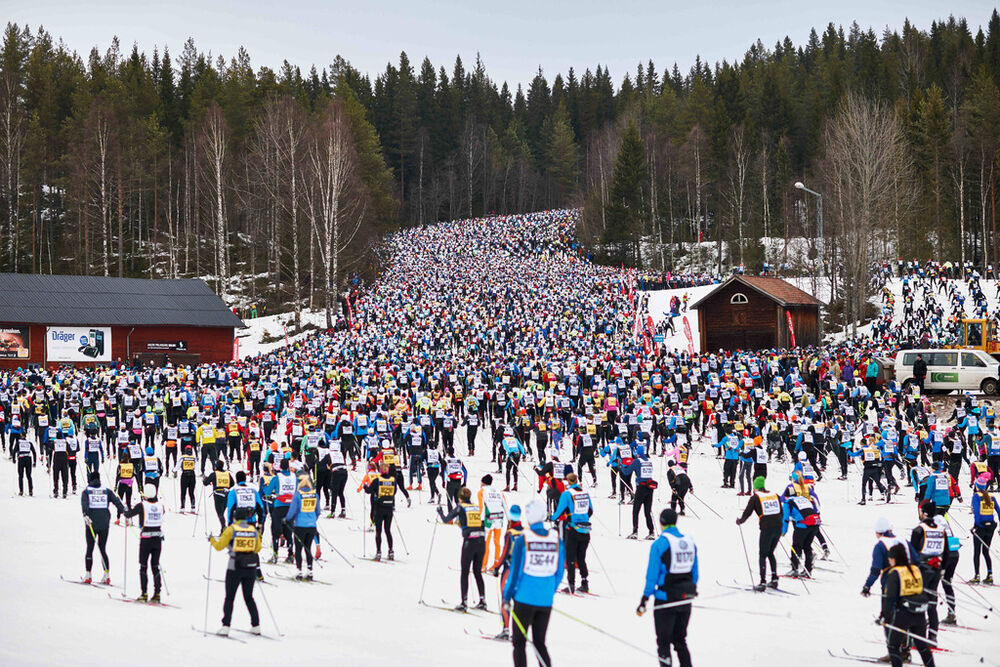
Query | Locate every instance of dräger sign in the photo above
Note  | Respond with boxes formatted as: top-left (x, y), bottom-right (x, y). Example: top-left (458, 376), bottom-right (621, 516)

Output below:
top-left (46, 327), bottom-right (112, 362)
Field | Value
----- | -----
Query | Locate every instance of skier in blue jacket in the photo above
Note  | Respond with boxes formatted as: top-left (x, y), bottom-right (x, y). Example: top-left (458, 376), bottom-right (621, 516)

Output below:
top-left (284, 473), bottom-right (320, 579)
top-left (637, 508), bottom-right (698, 667)
top-left (503, 500), bottom-right (563, 667)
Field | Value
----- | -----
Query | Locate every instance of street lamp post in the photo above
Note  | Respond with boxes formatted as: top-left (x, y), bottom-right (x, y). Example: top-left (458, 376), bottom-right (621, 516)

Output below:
top-left (795, 181), bottom-right (824, 344)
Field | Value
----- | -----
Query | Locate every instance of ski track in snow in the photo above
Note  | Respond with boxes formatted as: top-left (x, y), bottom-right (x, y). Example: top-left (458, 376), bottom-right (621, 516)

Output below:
top-left (2, 420), bottom-right (999, 666)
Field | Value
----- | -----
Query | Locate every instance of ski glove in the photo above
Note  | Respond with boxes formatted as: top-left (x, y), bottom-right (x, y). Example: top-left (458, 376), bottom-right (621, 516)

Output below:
top-left (84, 516), bottom-right (93, 526)
top-left (861, 586), bottom-right (870, 597)
top-left (636, 598), bottom-right (647, 616)
top-left (407, 497), bottom-right (412, 508)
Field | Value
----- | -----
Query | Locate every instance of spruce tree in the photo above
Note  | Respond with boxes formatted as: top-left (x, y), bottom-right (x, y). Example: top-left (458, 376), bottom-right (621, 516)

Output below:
top-left (603, 121), bottom-right (646, 267)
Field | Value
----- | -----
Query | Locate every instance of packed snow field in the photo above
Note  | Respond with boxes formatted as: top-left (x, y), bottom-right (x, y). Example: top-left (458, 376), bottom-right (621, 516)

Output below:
top-left (4, 211), bottom-right (1000, 667)
top-left (4, 424), bottom-right (997, 667)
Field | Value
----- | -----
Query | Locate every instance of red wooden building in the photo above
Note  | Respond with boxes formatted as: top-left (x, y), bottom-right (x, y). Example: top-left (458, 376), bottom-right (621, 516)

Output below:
top-left (0, 274), bottom-right (244, 369)
top-left (691, 275), bottom-right (821, 352)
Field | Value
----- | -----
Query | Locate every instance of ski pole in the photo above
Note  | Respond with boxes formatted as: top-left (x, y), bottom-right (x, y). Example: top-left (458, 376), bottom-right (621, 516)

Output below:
top-left (777, 538), bottom-right (811, 594)
top-left (123, 513), bottom-right (128, 595)
top-left (586, 539), bottom-right (618, 595)
top-left (687, 491), bottom-right (723, 519)
top-left (650, 589), bottom-right (743, 609)
top-left (694, 603), bottom-right (791, 619)
top-left (255, 572), bottom-right (284, 636)
top-left (417, 519), bottom-right (439, 604)
top-left (203, 540), bottom-right (212, 632)
top-left (922, 586), bottom-right (991, 616)
top-left (552, 606), bottom-right (667, 665)
top-left (393, 514), bottom-right (411, 556)
top-left (819, 526), bottom-right (848, 564)
top-left (191, 486), bottom-right (204, 538)
top-left (316, 526), bottom-right (355, 568)
top-left (736, 523), bottom-right (756, 586)
top-left (878, 619), bottom-right (942, 648)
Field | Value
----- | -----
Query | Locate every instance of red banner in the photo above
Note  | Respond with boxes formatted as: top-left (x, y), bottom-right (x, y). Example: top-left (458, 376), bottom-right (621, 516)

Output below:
top-left (786, 311), bottom-right (796, 348)
top-left (233, 337), bottom-right (239, 360)
top-left (682, 316), bottom-right (694, 355)
top-left (282, 324), bottom-right (289, 348)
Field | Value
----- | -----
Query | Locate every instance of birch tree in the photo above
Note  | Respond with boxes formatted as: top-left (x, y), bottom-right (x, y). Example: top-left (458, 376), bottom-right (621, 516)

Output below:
top-left (200, 102), bottom-right (229, 299)
top-left (305, 100), bottom-right (365, 329)
top-left (0, 24), bottom-right (27, 270)
top-left (822, 94), bottom-right (916, 334)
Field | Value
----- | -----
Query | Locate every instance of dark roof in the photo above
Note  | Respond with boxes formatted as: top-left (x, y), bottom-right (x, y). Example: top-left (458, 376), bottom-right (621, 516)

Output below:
top-left (0, 274), bottom-right (245, 328)
top-left (690, 275), bottom-right (823, 309)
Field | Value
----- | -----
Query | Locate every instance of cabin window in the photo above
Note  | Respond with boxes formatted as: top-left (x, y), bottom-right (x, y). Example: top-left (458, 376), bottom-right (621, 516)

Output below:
top-left (730, 293), bottom-right (748, 304)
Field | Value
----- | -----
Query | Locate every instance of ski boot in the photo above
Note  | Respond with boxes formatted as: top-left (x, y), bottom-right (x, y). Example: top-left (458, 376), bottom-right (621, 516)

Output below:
top-left (387, 550), bottom-right (394, 561)
top-left (217, 626), bottom-right (230, 636)
top-left (787, 568), bottom-right (800, 578)
top-left (339, 509), bottom-right (346, 518)
top-left (985, 574), bottom-right (994, 584)
top-left (579, 579), bottom-right (589, 594)
top-left (494, 628), bottom-right (510, 640)
top-left (250, 626), bottom-right (261, 635)
top-left (645, 532), bottom-right (656, 540)
top-left (136, 593), bottom-right (148, 603)
top-left (150, 593), bottom-right (161, 604)
top-left (83, 572), bottom-right (92, 585)
top-left (475, 600), bottom-right (488, 611)
top-left (283, 553), bottom-right (294, 564)
top-left (454, 601), bottom-right (468, 612)
top-left (305, 568), bottom-right (313, 581)
top-left (295, 570), bottom-right (305, 580)
top-left (753, 582), bottom-right (767, 592)
top-left (101, 571), bottom-right (111, 585)
top-left (970, 575), bottom-right (980, 584)
top-left (373, 551), bottom-right (381, 562)
top-left (768, 576), bottom-right (779, 589)
top-left (858, 498), bottom-right (867, 505)
top-left (941, 612), bottom-right (957, 625)
top-left (822, 545), bottom-right (830, 560)
top-left (626, 532), bottom-right (638, 540)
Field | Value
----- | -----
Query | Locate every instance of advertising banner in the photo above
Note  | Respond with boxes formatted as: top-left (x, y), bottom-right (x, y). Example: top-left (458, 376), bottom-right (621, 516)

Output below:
top-left (46, 326), bottom-right (112, 362)
top-left (146, 341), bottom-right (188, 351)
top-left (785, 311), bottom-right (796, 348)
top-left (0, 326), bottom-right (30, 359)
top-left (682, 316), bottom-right (695, 355)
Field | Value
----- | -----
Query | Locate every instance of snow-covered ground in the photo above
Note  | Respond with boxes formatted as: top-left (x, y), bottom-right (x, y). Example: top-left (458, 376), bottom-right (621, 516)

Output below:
top-left (3, 421), bottom-right (998, 666)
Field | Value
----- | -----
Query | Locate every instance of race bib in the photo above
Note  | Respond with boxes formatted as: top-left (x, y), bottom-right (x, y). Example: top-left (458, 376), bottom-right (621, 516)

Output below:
top-left (524, 540), bottom-right (559, 577)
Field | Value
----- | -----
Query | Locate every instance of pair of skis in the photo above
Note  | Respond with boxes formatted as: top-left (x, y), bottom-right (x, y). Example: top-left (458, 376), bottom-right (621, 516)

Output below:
top-left (716, 579), bottom-right (799, 596)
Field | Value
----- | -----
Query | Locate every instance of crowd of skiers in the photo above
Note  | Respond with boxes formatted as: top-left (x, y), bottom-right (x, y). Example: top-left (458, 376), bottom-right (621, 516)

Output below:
top-left (2, 209), bottom-right (998, 666)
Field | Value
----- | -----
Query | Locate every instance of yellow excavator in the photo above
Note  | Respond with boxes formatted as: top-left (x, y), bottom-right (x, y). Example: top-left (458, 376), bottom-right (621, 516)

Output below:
top-left (956, 318), bottom-right (1000, 358)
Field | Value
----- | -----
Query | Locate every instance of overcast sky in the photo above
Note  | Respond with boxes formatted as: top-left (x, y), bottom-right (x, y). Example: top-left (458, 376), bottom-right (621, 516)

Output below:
top-left (7, 0), bottom-right (997, 88)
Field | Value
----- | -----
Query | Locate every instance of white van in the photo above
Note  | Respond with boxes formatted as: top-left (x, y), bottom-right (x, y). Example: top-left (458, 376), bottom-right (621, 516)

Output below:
top-left (895, 348), bottom-right (1000, 395)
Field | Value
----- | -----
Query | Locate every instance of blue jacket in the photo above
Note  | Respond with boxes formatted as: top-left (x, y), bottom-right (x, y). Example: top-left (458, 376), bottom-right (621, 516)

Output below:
top-left (551, 484), bottom-right (593, 533)
top-left (225, 482), bottom-right (266, 524)
top-left (622, 455), bottom-right (655, 485)
top-left (923, 472), bottom-right (952, 506)
top-left (863, 532), bottom-right (921, 589)
top-left (972, 491), bottom-right (999, 526)
top-left (642, 526), bottom-right (699, 601)
top-left (285, 487), bottom-right (320, 528)
top-left (503, 523), bottom-right (564, 607)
